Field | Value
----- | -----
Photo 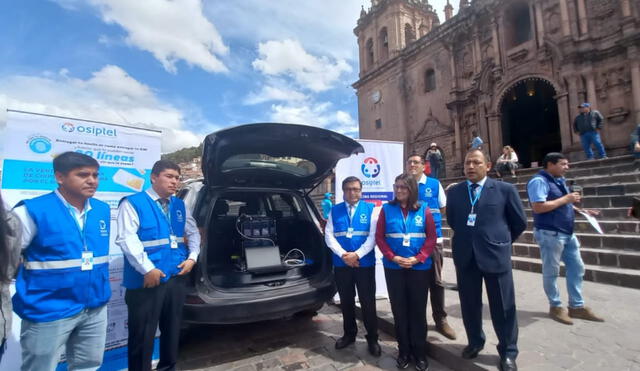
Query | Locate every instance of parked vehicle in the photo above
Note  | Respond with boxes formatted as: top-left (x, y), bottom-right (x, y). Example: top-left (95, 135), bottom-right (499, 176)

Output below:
top-left (179, 123), bottom-right (363, 324)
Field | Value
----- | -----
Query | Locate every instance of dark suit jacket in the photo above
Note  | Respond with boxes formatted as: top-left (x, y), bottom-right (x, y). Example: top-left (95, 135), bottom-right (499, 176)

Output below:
top-left (446, 177), bottom-right (527, 273)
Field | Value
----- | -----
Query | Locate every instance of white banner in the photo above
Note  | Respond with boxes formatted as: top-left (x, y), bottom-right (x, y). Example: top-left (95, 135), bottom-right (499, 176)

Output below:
top-left (334, 139), bottom-right (404, 299)
top-left (0, 110), bottom-right (162, 371)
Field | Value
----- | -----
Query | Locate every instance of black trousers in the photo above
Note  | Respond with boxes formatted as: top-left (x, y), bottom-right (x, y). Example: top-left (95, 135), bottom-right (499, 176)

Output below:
top-left (428, 245), bottom-right (447, 322)
top-left (125, 275), bottom-right (187, 371)
top-left (384, 268), bottom-right (431, 358)
top-left (334, 266), bottom-right (378, 341)
top-left (456, 259), bottom-right (518, 359)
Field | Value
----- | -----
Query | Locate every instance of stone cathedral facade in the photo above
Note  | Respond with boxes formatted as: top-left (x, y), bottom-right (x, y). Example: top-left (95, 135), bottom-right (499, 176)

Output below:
top-left (354, 0), bottom-right (640, 175)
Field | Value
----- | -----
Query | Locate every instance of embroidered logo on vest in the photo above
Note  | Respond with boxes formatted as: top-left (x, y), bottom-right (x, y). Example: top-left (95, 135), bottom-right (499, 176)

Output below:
top-left (414, 215), bottom-right (423, 227)
top-left (359, 213), bottom-right (368, 224)
top-left (425, 187), bottom-right (433, 198)
top-left (99, 220), bottom-right (108, 236)
top-left (176, 209), bottom-right (184, 222)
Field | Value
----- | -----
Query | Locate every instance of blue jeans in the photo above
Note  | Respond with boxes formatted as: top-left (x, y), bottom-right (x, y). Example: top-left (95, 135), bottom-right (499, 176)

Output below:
top-left (20, 305), bottom-right (107, 371)
top-left (579, 131), bottom-right (607, 159)
top-left (533, 228), bottom-right (585, 308)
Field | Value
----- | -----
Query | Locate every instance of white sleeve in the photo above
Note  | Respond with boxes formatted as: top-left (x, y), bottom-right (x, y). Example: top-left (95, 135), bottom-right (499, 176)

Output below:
top-left (12, 205), bottom-right (36, 250)
top-left (115, 199), bottom-right (156, 275)
top-left (437, 183), bottom-right (447, 208)
top-left (324, 212), bottom-right (347, 257)
top-left (512, 153), bottom-right (519, 162)
top-left (354, 206), bottom-right (379, 259)
top-left (184, 206), bottom-right (201, 261)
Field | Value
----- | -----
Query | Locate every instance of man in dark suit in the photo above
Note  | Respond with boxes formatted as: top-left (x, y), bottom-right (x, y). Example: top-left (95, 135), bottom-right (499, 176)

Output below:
top-left (446, 149), bottom-right (527, 371)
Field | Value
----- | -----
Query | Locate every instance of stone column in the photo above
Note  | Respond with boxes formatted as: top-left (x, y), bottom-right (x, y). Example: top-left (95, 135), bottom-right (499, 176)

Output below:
top-left (621, 0), bottom-right (632, 17)
top-left (453, 111), bottom-right (462, 163)
top-left (556, 93), bottom-right (573, 151)
top-left (576, 0), bottom-right (588, 36)
top-left (449, 49), bottom-right (458, 90)
top-left (567, 76), bottom-right (580, 144)
top-left (631, 60), bottom-right (640, 123)
top-left (534, 3), bottom-right (545, 47)
top-left (473, 31), bottom-right (482, 74)
top-left (559, 0), bottom-right (571, 37)
top-left (586, 73), bottom-right (598, 108)
top-left (491, 19), bottom-right (502, 68)
top-left (487, 113), bottom-right (502, 161)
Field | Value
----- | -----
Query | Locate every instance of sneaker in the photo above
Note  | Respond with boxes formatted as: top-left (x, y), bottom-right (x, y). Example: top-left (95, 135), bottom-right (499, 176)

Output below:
top-left (568, 306), bottom-right (604, 322)
top-left (549, 306), bottom-right (573, 325)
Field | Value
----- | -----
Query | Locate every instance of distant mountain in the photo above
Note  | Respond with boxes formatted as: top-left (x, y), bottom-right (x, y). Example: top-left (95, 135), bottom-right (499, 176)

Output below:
top-left (162, 143), bottom-right (203, 164)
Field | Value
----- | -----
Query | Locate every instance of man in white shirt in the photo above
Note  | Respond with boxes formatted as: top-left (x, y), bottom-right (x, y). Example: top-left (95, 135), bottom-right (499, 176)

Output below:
top-left (116, 160), bottom-right (200, 371)
top-left (325, 176), bottom-right (380, 356)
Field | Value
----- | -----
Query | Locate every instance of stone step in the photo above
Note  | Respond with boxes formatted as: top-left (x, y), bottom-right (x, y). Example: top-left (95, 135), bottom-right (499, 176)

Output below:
top-left (517, 194), bottom-right (635, 209)
top-left (524, 207), bottom-right (633, 220)
top-left (441, 250), bottom-right (640, 289)
top-left (440, 228), bottom-right (640, 251)
top-left (514, 181), bottom-right (640, 197)
top-left (443, 242), bottom-right (640, 270)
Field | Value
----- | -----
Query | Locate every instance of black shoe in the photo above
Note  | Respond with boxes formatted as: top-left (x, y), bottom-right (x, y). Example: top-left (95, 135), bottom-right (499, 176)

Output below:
top-left (461, 344), bottom-right (484, 359)
top-left (367, 340), bottom-right (381, 357)
top-left (335, 336), bottom-right (355, 350)
top-left (499, 357), bottom-right (517, 371)
top-left (396, 353), bottom-right (410, 369)
top-left (415, 357), bottom-right (429, 371)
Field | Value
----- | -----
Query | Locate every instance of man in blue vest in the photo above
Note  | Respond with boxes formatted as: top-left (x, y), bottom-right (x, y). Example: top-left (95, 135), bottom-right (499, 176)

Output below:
top-left (116, 160), bottom-right (201, 371)
top-left (527, 152), bottom-right (604, 325)
top-left (407, 153), bottom-right (457, 340)
top-left (12, 151), bottom-right (111, 371)
top-left (324, 176), bottom-right (381, 356)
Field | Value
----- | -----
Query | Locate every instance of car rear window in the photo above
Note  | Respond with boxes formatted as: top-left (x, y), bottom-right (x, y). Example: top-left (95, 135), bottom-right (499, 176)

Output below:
top-left (221, 154), bottom-right (317, 176)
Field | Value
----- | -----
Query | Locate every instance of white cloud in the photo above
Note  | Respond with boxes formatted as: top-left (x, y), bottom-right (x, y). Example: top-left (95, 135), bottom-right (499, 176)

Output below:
top-left (0, 65), bottom-right (204, 152)
top-left (269, 102), bottom-right (358, 135)
top-left (244, 85), bottom-right (308, 105)
top-left (252, 39), bottom-right (351, 92)
top-left (87, 0), bottom-right (228, 73)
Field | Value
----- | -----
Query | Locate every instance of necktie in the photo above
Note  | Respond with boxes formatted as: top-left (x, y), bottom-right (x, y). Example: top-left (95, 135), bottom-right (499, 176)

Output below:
top-left (470, 183), bottom-right (479, 198)
top-left (157, 198), bottom-right (169, 218)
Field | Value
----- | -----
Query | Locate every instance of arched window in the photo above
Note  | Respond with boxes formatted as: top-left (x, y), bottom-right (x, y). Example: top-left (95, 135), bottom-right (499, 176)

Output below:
top-left (366, 38), bottom-right (374, 68)
top-left (379, 28), bottom-right (389, 61)
top-left (405, 23), bottom-right (416, 46)
top-left (505, 2), bottom-right (532, 48)
top-left (424, 69), bottom-right (436, 92)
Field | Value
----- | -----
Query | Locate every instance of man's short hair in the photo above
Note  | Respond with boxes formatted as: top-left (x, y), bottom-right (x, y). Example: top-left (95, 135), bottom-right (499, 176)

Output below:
top-left (342, 176), bottom-right (362, 190)
top-left (472, 130), bottom-right (478, 136)
top-left (541, 152), bottom-right (567, 168)
top-left (53, 152), bottom-right (99, 174)
top-left (151, 160), bottom-right (180, 176)
top-left (465, 148), bottom-right (490, 163)
top-left (406, 153), bottom-right (425, 163)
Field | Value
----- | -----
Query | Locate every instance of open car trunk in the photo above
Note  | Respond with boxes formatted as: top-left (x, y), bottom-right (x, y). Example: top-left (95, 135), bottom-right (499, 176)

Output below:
top-left (203, 189), bottom-right (331, 289)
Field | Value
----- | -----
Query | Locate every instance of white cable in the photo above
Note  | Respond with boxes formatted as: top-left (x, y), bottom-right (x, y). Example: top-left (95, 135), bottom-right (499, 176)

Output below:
top-left (283, 248), bottom-right (306, 267)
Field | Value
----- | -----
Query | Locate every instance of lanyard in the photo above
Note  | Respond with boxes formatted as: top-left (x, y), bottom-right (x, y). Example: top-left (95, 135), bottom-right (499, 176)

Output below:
top-left (64, 199), bottom-right (90, 251)
top-left (156, 198), bottom-right (174, 235)
top-left (346, 203), bottom-right (357, 227)
top-left (467, 181), bottom-right (483, 213)
top-left (401, 207), bottom-right (413, 233)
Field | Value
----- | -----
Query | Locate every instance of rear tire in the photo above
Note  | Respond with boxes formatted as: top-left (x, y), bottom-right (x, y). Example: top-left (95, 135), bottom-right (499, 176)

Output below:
top-left (296, 302), bottom-right (324, 317)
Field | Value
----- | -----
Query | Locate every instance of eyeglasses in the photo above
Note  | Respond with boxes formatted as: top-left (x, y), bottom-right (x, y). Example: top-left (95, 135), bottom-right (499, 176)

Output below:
top-left (344, 187), bottom-right (362, 193)
top-left (393, 184), bottom-right (409, 190)
top-left (407, 160), bottom-right (423, 165)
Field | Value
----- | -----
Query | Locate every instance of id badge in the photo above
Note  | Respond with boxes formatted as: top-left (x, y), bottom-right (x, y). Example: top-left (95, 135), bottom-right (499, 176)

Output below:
top-left (467, 213), bottom-right (477, 227)
top-left (81, 251), bottom-right (94, 271)
top-left (346, 227), bottom-right (354, 239)
top-left (170, 235), bottom-right (178, 249)
top-left (402, 234), bottom-right (411, 247)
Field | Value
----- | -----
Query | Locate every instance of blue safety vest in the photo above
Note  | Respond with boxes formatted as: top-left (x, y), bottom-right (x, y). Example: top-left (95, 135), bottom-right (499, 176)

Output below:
top-left (529, 170), bottom-right (575, 235)
top-left (13, 192), bottom-right (111, 322)
top-left (418, 177), bottom-right (443, 237)
top-left (330, 201), bottom-right (375, 268)
top-left (122, 191), bottom-right (187, 289)
top-left (382, 203), bottom-right (432, 270)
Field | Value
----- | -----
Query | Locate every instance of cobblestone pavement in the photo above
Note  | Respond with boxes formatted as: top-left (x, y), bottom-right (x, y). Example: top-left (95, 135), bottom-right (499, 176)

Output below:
top-left (372, 257), bottom-right (640, 371)
top-left (177, 305), bottom-right (450, 370)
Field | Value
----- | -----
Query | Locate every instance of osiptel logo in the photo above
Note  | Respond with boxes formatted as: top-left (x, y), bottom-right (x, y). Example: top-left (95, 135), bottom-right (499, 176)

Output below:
top-left (61, 121), bottom-right (117, 137)
top-left (61, 122), bottom-right (75, 132)
top-left (361, 157), bottom-right (381, 178)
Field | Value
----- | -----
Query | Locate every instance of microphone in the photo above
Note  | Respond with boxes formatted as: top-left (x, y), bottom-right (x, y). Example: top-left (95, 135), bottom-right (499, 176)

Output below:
top-left (568, 180), bottom-right (582, 195)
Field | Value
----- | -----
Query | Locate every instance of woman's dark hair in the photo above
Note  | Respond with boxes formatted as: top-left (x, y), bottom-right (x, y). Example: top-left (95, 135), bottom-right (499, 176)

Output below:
top-left (0, 194), bottom-right (12, 283)
top-left (389, 173), bottom-right (420, 211)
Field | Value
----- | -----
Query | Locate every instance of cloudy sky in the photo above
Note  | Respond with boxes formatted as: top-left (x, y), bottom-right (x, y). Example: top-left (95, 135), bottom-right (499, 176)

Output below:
top-left (0, 0), bottom-right (450, 156)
